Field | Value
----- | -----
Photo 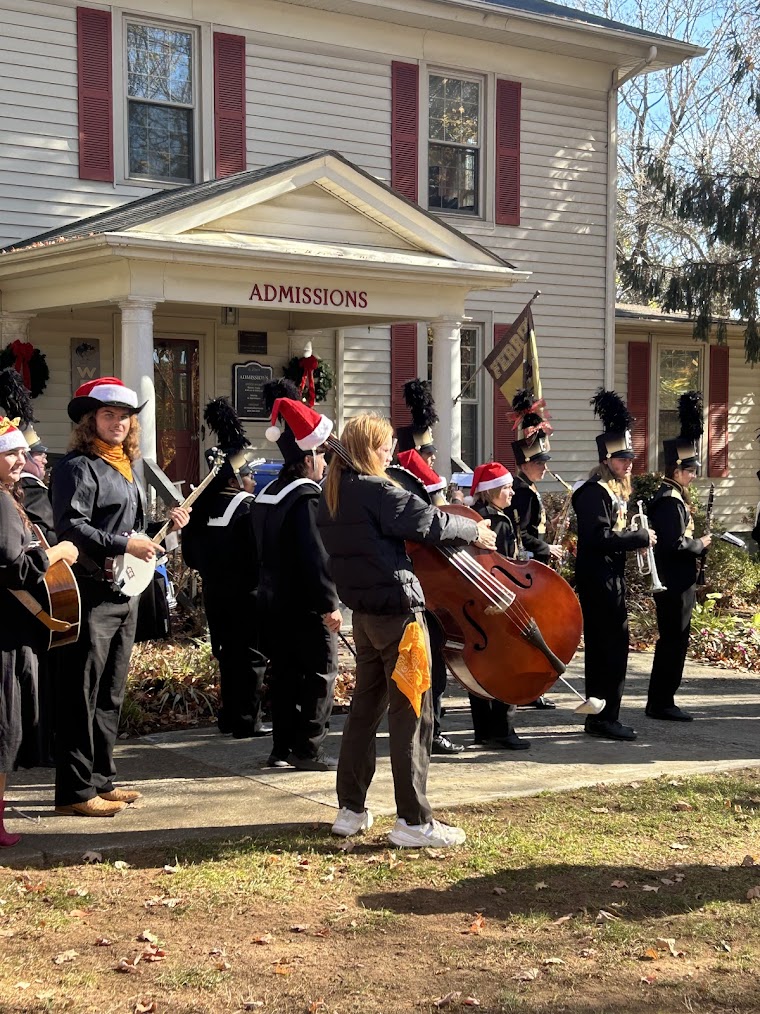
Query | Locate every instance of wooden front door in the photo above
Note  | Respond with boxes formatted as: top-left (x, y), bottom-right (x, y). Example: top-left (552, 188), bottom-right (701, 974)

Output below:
top-left (154, 338), bottom-right (200, 487)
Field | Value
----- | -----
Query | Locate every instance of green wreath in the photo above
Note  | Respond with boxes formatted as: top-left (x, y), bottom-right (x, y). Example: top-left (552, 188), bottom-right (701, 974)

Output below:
top-left (0, 343), bottom-right (50, 399)
top-left (282, 355), bottom-right (334, 404)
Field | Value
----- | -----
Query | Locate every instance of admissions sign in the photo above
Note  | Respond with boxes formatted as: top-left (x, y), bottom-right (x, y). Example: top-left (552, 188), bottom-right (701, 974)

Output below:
top-left (249, 282), bottom-right (368, 309)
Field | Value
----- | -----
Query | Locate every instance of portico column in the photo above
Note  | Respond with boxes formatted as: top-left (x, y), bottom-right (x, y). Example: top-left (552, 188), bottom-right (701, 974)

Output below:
top-left (115, 298), bottom-right (162, 462)
top-left (430, 317), bottom-right (462, 472)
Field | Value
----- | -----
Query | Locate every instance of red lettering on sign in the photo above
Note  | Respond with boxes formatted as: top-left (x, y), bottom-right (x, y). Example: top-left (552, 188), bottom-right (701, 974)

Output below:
top-left (358, 291), bottom-right (368, 308)
top-left (248, 282), bottom-right (368, 309)
top-left (249, 283), bottom-right (262, 300)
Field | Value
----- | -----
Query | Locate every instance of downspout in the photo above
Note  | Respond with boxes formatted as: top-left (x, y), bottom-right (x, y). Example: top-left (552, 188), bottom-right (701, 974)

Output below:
top-left (604, 45), bottom-right (657, 387)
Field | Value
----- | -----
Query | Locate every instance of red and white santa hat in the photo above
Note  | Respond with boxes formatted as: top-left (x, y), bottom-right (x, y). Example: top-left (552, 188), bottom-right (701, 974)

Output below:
top-left (265, 397), bottom-right (333, 451)
top-left (68, 377), bottom-right (145, 423)
top-left (470, 461), bottom-right (513, 495)
top-left (396, 449), bottom-right (446, 493)
top-left (0, 415), bottom-right (28, 454)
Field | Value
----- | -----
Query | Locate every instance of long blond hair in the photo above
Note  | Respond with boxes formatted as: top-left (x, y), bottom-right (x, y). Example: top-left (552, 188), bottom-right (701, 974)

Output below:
top-left (590, 460), bottom-right (632, 502)
top-left (324, 413), bottom-right (394, 517)
top-left (69, 410), bottom-right (142, 462)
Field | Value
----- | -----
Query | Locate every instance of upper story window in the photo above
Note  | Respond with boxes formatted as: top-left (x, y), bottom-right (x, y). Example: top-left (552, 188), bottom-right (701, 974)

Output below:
top-left (428, 74), bottom-right (481, 216)
top-left (126, 22), bottom-right (196, 184)
top-left (656, 346), bottom-right (703, 471)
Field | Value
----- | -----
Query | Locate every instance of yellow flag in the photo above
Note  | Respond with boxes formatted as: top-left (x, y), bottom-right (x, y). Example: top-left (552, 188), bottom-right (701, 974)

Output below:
top-left (483, 304), bottom-right (541, 405)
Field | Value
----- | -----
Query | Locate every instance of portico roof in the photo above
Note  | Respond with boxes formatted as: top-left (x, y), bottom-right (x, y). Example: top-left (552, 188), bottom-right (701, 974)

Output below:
top-left (0, 151), bottom-right (528, 326)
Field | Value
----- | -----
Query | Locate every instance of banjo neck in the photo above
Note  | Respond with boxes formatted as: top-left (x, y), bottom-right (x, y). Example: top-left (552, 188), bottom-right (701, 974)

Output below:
top-left (150, 463), bottom-right (222, 545)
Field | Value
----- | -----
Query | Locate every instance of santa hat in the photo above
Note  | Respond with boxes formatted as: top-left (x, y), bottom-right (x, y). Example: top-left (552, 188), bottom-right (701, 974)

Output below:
top-left (265, 397), bottom-right (332, 452)
top-left (396, 449), bottom-right (446, 493)
top-left (68, 377), bottom-right (144, 423)
top-left (0, 415), bottom-right (28, 454)
top-left (471, 461), bottom-right (513, 495)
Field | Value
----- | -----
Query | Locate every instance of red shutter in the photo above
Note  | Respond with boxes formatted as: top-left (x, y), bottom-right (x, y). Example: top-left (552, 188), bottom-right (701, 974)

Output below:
top-left (627, 342), bottom-right (650, 474)
top-left (214, 32), bottom-right (246, 178)
top-left (77, 7), bottom-right (113, 182)
top-left (492, 324), bottom-right (516, 471)
top-left (391, 61), bottom-right (419, 202)
top-left (708, 344), bottom-right (730, 477)
top-left (495, 79), bottom-right (521, 226)
top-left (390, 324), bottom-right (418, 427)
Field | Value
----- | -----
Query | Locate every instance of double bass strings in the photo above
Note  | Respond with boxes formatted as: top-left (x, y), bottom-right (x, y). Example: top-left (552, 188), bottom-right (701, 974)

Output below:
top-left (437, 545), bottom-right (537, 638)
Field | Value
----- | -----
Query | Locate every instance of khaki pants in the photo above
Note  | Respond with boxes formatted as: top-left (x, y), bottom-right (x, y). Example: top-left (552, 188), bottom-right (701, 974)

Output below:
top-left (337, 611), bottom-right (433, 826)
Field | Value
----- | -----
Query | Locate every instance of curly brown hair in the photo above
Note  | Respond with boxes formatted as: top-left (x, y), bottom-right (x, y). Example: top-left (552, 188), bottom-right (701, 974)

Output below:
top-left (69, 410), bottom-right (142, 461)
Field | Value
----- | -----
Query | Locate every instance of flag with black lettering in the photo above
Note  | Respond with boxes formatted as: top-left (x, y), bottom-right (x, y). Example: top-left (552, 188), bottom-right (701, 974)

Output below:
top-left (483, 304), bottom-right (542, 405)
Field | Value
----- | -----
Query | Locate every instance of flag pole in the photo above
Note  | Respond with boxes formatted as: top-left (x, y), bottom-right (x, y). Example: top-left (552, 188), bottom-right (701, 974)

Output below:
top-left (452, 290), bottom-right (541, 404)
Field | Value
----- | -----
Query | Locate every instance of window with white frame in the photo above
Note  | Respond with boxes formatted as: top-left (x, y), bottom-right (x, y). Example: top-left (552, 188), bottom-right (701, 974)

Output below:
top-left (427, 74), bottom-right (481, 216)
top-left (427, 325), bottom-right (483, 468)
top-left (656, 346), bottom-right (704, 471)
top-left (125, 21), bottom-right (196, 184)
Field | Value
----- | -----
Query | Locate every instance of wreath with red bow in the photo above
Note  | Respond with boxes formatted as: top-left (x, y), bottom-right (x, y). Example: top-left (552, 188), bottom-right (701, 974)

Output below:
top-left (282, 354), bottom-right (334, 407)
top-left (0, 341), bottom-right (50, 398)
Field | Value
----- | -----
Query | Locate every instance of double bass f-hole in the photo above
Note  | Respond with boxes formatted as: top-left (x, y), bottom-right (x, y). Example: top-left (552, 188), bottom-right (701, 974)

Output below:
top-left (461, 599), bottom-right (488, 651)
top-left (491, 562), bottom-right (533, 590)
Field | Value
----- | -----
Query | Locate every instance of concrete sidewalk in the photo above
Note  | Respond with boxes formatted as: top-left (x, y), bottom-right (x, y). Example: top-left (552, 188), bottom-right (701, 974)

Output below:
top-left (5, 650), bottom-right (759, 867)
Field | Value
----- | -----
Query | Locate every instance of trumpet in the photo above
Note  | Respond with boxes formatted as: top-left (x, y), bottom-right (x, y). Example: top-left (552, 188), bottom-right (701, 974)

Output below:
top-left (630, 500), bottom-right (666, 594)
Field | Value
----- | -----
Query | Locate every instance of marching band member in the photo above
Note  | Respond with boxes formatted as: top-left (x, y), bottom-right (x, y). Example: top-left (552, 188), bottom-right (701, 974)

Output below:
top-left (395, 448), bottom-right (464, 756)
top-left (181, 397), bottom-right (269, 739)
top-left (510, 390), bottom-right (562, 710)
top-left (572, 390), bottom-right (653, 742)
top-left (0, 416), bottom-right (78, 847)
top-left (253, 396), bottom-right (341, 772)
top-left (395, 378), bottom-right (438, 466)
top-left (646, 392), bottom-right (709, 722)
top-left (318, 414), bottom-right (495, 847)
top-left (52, 378), bottom-right (189, 817)
top-left (18, 427), bottom-right (56, 543)
top-left (467, 461), bottom-right (530, 750)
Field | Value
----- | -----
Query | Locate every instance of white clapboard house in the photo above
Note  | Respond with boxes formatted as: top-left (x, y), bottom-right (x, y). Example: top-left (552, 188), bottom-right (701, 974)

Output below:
top-left (0, 0), bottom-right (701, 497)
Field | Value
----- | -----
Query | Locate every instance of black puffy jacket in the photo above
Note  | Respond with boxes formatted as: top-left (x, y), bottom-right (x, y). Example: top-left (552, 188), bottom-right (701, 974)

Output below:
top-left (316, 471), bottom-right (479, 615)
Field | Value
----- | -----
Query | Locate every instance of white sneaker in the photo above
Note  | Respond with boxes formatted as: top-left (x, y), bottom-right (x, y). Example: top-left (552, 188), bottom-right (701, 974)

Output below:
top-left (331, 807), bottom-right (373, 837)
top-left (387, 817), bottom-right (466, 848)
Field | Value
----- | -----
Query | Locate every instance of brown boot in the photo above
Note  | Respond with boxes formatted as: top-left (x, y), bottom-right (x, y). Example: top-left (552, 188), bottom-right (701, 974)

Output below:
top-left (55, 797), bottom-right (126, 817)
top-left (99, 788), bottom-right (142, 804)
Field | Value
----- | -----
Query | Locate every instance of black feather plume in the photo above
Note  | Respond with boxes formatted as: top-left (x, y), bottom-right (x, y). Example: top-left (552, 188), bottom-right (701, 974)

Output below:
top-left (590, 388), bottom-right (634, 433)
top-left (678, 391), bottom-right (703, 442)
top-left (511, 388), bottom-right (545, 433)
top-left (403, 379), bottom-right (438, 429)
top-left (263, 378), bottom-right (301, 413)
top-left (203, 397), bottom-right (249, 451)
top-left (0, 367), bottom-right (34, 427)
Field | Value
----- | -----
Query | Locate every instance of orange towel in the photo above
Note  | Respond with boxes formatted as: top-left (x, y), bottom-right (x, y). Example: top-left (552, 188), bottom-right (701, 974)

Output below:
top-left (391, 620), bottom-right (431, 717)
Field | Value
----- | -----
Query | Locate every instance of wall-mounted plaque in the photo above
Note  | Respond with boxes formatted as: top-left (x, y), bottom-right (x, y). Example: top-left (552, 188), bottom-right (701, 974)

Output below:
top-left (70, 338), bottom-right (101, 394)
top-left (232, 360), bottom-right (273, 421)
top-left (238, 330), bottom-right (267, 355)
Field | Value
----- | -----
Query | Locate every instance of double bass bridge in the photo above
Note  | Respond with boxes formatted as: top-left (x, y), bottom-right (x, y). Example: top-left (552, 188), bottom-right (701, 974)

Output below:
top-left (484, 588), bottom-right (516, 615)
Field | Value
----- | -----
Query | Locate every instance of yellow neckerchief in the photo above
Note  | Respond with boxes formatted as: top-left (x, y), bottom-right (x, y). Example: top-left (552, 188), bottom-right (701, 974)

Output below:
top-left (93, 437), bottom-right (133, 482)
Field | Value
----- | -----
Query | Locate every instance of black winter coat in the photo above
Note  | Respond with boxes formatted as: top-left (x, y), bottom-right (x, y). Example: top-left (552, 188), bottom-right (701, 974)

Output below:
top-left (316, 471), bottom-right (479, 615)
top-left (472, 501), bottom-right (516, 559)
top-left (649, 481), bottom-right (704, 594)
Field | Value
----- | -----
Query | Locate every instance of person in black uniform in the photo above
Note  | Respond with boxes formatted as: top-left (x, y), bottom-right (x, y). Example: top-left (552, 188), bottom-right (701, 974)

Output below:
top-left (395, 379), bottom-right (438, 464)
top-left (253, 396), bottom-right (341, 771)
top-left (18, 428), bottom-right (56, 543)
top-left (509, 390), bottom-right (563, 710)
top-left (181, 397), bottom-right (269, 738)
top-left (646, 392), bottom-right (709, 722)
top-left (467, 461), bottom-right (530, 750)
top-left (572, 390), bottom-right (654, 742)
top-left (52, 377), bottom-right (189, 817)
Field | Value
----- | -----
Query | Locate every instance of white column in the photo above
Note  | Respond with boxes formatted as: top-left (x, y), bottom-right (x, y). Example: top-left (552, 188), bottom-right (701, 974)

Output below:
top-left (0, 311), bottom-right (36, 345)
top-left (115, 298), bottom-right (161, 462)
top-left (430, 317), bottom-right (461, 472)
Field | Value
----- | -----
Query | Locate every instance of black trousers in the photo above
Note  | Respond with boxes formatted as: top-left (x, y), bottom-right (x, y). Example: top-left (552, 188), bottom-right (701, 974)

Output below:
top-left (427, 613), bottom-right (448, 739)
top-left (204, 590), bottom-right (265, 732)
top-left (647, 586), bottom-right (696, 711)
top-left (469, 694), bottom-right (516, 740)
top-left (576, 574), bottom-right (629, 725)
top-left (55, 581), bottom-right (138, 805)
top-left (267, 611), bottom-right (337, 761)
top-left (337, 611), bottom-right (434, 826)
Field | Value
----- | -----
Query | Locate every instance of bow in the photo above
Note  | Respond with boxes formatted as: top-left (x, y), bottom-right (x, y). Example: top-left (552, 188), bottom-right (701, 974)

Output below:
top-left (0, 415), bottom-right (21, 435)
top-left (298, 354), bottom-right (320, 408)
top-left (11, 340), bottom-right (34, 391)
top-left (508, 397), bottom-right (553, 440)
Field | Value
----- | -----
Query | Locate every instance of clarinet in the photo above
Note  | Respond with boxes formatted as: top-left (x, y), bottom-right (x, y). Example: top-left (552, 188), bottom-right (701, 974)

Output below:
top-left (696, 482), bottom-right (714, 587)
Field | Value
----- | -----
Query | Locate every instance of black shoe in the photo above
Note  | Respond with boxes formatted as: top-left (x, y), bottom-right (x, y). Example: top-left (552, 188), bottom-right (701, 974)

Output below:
top-left (488, 733), bottom-right (530, 751)
top-left (217, 710), bottom-right (232, 735)
top-left (584, 719), bottom-right (637, 742)
top-left (528, 696), bottom-right (557, 710)
top-left (265, 753), bottom-right (291, 768)
top-left (645, 705), bottom-right (693, 722)
top-left (232, 717), bottom-right (273, 739)
top-left (431, 735), bottom-right (465, 755)
top-left (287, 752), bottom-right (338, 772)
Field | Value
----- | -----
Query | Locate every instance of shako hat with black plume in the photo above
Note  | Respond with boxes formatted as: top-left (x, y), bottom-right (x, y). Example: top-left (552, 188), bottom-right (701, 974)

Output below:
top-left (395, 379), bottom-right (438, 456)
top-left (663, 391), bottom-right (703, 472)
top-left (510, 388), bottom-right (552, 465)
top-left (203, 396), bottom-right (260, 486)
top-left (591, 388), bottom-right (635, 462)
top-left (0, 367), bottom-right (34, 429)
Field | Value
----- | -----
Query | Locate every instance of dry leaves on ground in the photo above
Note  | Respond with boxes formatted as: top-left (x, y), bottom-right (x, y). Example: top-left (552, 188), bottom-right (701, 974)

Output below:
top-left (463, 913), bottom-right (485, 935)
top-left (512, 968), bottom-right (539, 981)
top-left (52, 950), bottom-right (78, 965)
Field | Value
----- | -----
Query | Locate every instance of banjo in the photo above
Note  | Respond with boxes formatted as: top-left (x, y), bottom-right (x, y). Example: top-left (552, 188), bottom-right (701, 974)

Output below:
top-left (104, 449), bottom-right (229, 597)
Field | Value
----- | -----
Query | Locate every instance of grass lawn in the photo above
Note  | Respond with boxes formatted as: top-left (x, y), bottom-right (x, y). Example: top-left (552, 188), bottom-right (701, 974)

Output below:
top-left (1, 770), bottom-right (759, 1014)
